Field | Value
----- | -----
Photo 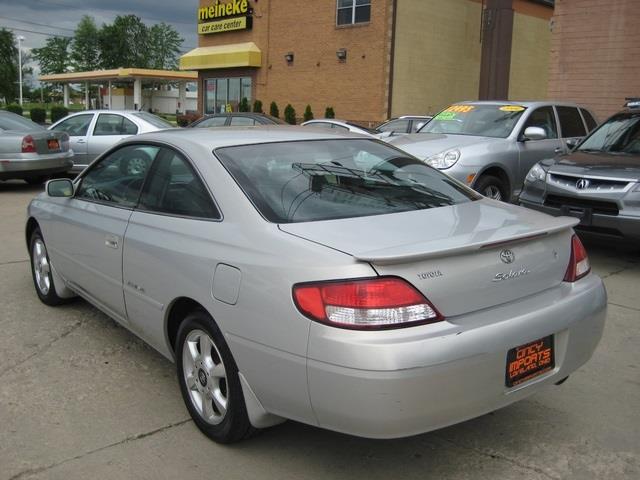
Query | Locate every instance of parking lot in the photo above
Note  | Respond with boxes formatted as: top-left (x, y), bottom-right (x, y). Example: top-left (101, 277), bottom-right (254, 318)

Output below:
top-left (1, 180), bottom-right (639, 480)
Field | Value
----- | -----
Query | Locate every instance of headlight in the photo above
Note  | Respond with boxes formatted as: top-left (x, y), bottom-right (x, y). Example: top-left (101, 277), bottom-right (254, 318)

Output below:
top-left (425, 149), bottom-right (460, 169)
top-left (525, 163), bottom-right (547, 183)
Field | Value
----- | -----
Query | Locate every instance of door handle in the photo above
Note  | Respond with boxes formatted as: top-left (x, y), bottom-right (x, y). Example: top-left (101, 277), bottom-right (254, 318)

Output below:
top-left (554, 147), bottom-right (563, 154)
top-left (105, 235), bottom-right (119, 249)
top-left (76, 139), bottom-right (86, 144)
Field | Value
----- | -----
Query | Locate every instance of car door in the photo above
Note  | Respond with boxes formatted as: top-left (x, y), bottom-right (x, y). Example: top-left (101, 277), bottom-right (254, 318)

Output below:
top-left (516, 106), bottom-right (563, 191)
top-left (48, 143), bottom-right (159, 324)
top-left (556, 106), bottom-right (588, 153)
top-left (88, 113), bottom-right (139, 162)
top-left (123, 147), bottom-right (221, 354)
top-left (50, 113), bottom-right (95, 168)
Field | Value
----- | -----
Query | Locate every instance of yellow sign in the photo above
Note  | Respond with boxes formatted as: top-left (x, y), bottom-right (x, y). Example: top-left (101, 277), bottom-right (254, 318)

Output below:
top-left (499, 105), bottom-right (525, 112)
top-left (198, 16), bottom-right (247, 34)
top-left (445, 105), bottom-right (475, 113)
top-left (199, 0), bottom-right (249, 21)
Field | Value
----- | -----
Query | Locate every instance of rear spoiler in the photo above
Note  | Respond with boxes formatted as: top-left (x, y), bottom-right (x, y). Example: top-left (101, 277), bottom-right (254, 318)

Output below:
top-left (353, 216), bottom-right (579, 265)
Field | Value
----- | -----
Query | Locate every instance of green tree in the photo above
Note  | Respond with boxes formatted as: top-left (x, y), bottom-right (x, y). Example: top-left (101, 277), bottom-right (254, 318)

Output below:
top-left (325, 106), bottom-right (335, 118)
top-left (239, 97), bottom-right (250, 112)
top-left (284, 104), bottom-right (296, 125)
top-left (99, 15), bottom-right (150, 68)
top-left (33, 37), bottom-right (72, 75)
top-left (71, 16), bottom-right (101, 71)
top-left (147, 23), bottom-right (183, 70)
top-left (253, 99), bottom-right (263, 113)
top-left (0, 29), bottom-right (18, 104)
top-left (303, 104), bottom-right (314, 122)
top-left (269, 101), bottom-right (279, 118)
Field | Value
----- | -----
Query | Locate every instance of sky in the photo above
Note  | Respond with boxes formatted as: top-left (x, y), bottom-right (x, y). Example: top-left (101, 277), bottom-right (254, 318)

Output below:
top-left (0, 0), bottom-right (199, 80)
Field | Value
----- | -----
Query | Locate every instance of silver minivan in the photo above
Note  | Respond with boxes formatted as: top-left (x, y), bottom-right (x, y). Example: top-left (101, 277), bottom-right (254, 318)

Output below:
top-left (389, 101), bottom-right (597, 201)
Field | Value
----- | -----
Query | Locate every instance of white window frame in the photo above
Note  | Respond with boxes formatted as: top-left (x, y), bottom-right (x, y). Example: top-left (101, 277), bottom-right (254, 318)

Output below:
top-left (336, 0), bottom-right (371, 26)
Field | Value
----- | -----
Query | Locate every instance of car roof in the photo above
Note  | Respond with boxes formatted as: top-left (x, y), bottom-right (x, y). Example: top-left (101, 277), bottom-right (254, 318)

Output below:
top-left (66, 110), bottom-right (142, 115)
top-left (453, 100), bottom-right (585, 108)
top-left (123, 125), bottom-right (368, 150)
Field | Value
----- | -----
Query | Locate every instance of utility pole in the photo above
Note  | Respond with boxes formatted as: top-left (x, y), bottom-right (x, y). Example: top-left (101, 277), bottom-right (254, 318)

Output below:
top-left (17, 35), bottom-right (25, 106)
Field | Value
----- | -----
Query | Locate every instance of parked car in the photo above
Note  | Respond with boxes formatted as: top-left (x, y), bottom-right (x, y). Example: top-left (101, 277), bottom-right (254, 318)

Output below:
top-left (301, 119), bottom-right (385, 138)
top-left (389, 101), bottom-right (598, 201)
top-left (519, 99), bottom-right (640, 242)
top-left (189, 112), bottom-right (285, 128)
top-left (27, 127), bottom-right (606, 443)
top-left (376, 115), bottom-right (432, 134)
top-left (0, 110), bottom-right (73, 184)
top-left (49, 110), bottom-right (174, 174)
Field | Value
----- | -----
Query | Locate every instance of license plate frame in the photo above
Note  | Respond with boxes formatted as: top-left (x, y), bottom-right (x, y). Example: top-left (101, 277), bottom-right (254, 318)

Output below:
top-left (47, 139), bottom-right (60, 150)
top-left (505, 335), bottom-right (554, 388)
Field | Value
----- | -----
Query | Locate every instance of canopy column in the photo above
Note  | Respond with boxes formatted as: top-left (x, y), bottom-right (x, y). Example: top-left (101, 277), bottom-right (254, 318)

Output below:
top-left (63, 84), bottom-right (69, 107)
top-left (133, 78), bottom-right (142, 110)
top-left (178, 82), bottom-right (187, 114)
top-left (108, 80), bottom-right (112, 110)
top-left (84, 82), bottom-right (89, 110)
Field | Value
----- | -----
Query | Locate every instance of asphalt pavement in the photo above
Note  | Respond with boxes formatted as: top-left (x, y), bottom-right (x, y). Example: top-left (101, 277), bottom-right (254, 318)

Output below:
top-left (1, 180), bottom-right (639, 480)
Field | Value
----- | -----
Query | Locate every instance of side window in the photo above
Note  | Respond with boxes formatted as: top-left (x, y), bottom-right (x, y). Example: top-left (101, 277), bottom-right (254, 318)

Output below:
top-left (331, 124), bottom-right (350, 131)
top-left (522, 107), bottom-right (558, 139)
top-left (196, 116), bottom-right (227, 128)
top-left (51, 114), bottom-right (93, 136)
top-left (138, 149), bottom-right (220, 219)
top-left (75, 145), bottom-right (159, 207)
top-left (94, 114), bottom-right (139, 136)
top-left (378, 119), bottom-right (410, 133)
top-left (230, 116), bottom-right (256, 126)
top-left (580, 108), bottom-right (597, 132)
top-left (306, 122), bottom-right (333, 129)
top-left (557, 106), bottom-right (587, 138)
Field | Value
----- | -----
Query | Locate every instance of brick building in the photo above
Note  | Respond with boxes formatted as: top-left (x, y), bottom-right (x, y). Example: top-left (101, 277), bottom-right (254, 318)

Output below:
top-left (547, 0), bottom-right (640, 121)
top-left (180, 0), bottom-right (554, 125)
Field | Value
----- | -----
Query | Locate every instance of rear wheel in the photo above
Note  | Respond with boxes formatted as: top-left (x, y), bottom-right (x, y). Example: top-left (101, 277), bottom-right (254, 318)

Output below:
top-left (29, 228), bottom-right (70, 306)
top-left (475, 175), bottom-right (509, 202)
top-left (176, 310), bottom-right (255, 443)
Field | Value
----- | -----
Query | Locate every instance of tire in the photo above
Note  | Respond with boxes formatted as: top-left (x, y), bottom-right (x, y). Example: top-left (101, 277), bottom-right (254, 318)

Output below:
top-left (474, 175), bottom-right (509, 202)
top-left (29, 228), bottom-right (70, 306)
top-left (176, 310), bottom-right (255, 443)
top-left (25, 176), bottom-right (47, 185)
top-left (120, 152), bottom-right (151, 176)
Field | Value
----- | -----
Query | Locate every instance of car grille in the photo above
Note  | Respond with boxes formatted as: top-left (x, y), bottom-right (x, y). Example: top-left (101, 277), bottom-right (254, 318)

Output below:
top-left (544, 194), bottom-right (619, 216)
top-left (548, 173), bottom-right (631, 192)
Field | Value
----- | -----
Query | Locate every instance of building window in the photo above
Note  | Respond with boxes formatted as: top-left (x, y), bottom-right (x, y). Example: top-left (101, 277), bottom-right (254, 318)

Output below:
top-left (204, 77), bottom-right (252, 114)
top-left (336, 0), bottom-right (371, 26)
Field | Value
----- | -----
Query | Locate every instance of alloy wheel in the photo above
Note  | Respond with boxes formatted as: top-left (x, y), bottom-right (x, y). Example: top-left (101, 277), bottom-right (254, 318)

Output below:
top-left (483, 185), bottom-right (503, 201)
top-left (32, 238), bottom-right (51, 295)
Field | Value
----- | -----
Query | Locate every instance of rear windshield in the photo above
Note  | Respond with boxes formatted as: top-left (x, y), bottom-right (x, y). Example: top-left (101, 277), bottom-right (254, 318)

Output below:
top-left (215, 139), bottom-right (479, 223)
top-left (0, 112), bottom-right (43, 131)
top-left (578, 113), bottom-right (640, 155)
top-left (132, 112), bottom-right (174, 129)
top-left (419, 104), bottom-right (526, 138)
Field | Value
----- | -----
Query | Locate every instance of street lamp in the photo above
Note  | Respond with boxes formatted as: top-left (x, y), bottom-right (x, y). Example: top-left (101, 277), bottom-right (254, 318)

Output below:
top-left (17, 35), bottom-right (25, 106)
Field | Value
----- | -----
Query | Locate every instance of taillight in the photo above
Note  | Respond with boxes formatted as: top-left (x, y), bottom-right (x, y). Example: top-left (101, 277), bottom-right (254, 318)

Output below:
top-left (564, 234), bottom-right (590, 282)
top-left (21, 135), bottom-right (36, 153)
top-left (292, 277), bottom-right (443, 330)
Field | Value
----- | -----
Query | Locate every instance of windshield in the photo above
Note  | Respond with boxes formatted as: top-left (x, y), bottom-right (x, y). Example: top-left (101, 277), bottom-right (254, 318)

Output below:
top-left (132, 112), bottom-right (174, 129)
top-left (215, 139), bottom-right (479, 223)
top-left (419, 104), bottom-right (526, 138)
top-left (0, 112), bottom-right (43, 132)
top-left (578, 113), bottom-right (640, 155)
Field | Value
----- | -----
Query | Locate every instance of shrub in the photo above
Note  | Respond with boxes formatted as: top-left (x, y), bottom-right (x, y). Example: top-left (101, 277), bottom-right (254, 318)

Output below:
top-left (239, 97), bottom-right (250, 112)
top-left (303, 104), bottom-right (314, 122)
top-left (30, 106), bottom-right (47, 124)
top-left (284, 104), bottom-right (296, 125)
top-left (269, 101), bottom-right (279, 118)
top-left (50, 106), bottom-right (69, 123)
top-left (324, 106), bottom-right (335, 119)
top-left (5, 104), bottom-right (23, 116)
top-left (176, 112), bottom-right (202, 127)
top-left (253, 99), bottom-right (263, 113)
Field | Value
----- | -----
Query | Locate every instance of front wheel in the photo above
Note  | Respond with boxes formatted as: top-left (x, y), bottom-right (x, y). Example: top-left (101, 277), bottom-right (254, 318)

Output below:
top-left (176, 310), bottom-right (255, 443)
top-left (474, 175), bottom-right (509, 202)
top-left (29, 228), bottom-right (70, 306)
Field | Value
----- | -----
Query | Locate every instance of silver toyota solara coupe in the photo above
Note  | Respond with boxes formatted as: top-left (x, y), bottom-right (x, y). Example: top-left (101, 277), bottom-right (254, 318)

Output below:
top-left (26, 127), bottom-right (607, 443)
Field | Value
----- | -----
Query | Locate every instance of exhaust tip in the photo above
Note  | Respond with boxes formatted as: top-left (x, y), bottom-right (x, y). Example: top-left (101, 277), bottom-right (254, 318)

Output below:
top-left (555, 376), bottom-right (570, 386)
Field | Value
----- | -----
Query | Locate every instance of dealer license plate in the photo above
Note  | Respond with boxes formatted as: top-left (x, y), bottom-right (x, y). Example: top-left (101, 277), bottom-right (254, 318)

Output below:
top-left (505, 335), bottom-right (554, 387)
top-left (47, 139), bottom-right (60, 150)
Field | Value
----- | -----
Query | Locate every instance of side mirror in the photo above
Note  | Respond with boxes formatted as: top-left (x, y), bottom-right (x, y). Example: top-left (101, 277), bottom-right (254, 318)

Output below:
top-left (46, 178), bottom-right (74, 198)
top-left (566, 138), bottom-right (580, 150)
top-left (522, 126), bottom-right (547, 141)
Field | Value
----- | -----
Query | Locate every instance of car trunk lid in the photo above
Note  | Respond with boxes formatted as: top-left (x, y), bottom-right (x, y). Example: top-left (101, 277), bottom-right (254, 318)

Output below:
top-left (279, 199), bottom-right (578, 317)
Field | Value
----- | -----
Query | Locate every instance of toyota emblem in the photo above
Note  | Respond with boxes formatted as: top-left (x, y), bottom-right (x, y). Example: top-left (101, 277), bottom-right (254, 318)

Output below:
top-left (576, 178), bottom-right (590, 190)
top-left (500, 249), bottom-right (515, 264)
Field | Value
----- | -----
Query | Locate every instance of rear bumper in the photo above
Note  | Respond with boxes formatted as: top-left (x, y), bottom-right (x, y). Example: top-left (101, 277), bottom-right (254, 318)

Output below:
top-left (307, 274), bottom-right (606, 438)
top-left (0, 153), bottom-right (74, 180)
top-left (519, 198), bottom-right (640, 241)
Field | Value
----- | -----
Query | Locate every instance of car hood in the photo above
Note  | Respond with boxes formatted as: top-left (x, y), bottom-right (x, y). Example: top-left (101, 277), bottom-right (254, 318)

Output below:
top-left (549, 151), bottom-right (640, 181)
top-left (388, 133), bottom-right (497, 159)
